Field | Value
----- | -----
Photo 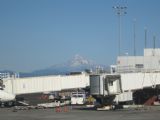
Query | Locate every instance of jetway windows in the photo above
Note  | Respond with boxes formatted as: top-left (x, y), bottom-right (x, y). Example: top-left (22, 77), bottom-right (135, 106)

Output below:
top-left (135, 64), bottom-right (144, 68)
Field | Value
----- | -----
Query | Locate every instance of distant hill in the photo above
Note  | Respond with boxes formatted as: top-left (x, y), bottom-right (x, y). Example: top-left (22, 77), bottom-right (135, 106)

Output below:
top-left (19, 55), bottom-right (109, 77)
top-left (0, 70), bottom-right (15, 74)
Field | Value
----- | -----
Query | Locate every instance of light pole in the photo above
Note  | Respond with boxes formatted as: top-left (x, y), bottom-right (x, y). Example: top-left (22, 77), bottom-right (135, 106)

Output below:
top-left (144, 27), bottom-right (147, 49)
top-left (113, 6), bottom-right (127, 56)
top-left (133, 19), bottom-right (136, 56)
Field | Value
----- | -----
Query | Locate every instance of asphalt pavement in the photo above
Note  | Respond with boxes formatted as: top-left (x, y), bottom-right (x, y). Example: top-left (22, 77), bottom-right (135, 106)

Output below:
top-left (0, 106), bottom-right (160, 120)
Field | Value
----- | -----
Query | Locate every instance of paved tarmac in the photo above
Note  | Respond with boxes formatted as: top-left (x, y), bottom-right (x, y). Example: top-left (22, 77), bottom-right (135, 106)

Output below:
top-left (0, 106), bottom-right (160, 120)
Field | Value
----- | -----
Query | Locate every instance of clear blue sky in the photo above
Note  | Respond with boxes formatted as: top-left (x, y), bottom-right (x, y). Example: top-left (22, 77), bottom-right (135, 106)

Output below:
top-left (0, 0), bottom-right (160, 72)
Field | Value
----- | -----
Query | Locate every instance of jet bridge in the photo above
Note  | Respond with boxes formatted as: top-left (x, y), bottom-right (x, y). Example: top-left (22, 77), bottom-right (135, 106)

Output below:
top-left (90, 74), bottom-right (121, 105)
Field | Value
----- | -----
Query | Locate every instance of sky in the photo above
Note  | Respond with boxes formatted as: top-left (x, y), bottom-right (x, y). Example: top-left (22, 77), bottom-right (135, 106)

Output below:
top-left (0, 0), bottom-right (160, 72)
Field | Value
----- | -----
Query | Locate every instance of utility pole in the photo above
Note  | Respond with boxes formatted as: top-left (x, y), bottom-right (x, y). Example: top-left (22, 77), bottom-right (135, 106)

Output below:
top-left (113, 5), bottom-right (127, 56)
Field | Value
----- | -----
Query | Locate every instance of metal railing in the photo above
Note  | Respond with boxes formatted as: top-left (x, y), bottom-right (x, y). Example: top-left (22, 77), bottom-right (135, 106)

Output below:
top-left (116, 66), bottom-right (160, 73)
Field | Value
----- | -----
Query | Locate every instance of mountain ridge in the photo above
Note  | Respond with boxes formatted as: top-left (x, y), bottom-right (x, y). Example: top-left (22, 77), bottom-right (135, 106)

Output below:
top-left (1, 55), bottom-right (109, 77)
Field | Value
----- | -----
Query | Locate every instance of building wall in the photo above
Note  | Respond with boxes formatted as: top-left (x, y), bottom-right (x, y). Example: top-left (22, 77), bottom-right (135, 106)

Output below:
top-left (117, 56), bottom-right (143, 67)
top-left (117, 56), bottom-right (160, 71)
top-left (116, 49), bottom-right (160, 73)
top-left (144, 48), bottom-right (160, 56)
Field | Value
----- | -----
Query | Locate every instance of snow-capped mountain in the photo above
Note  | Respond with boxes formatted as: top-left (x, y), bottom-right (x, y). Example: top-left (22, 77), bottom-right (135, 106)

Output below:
top-left (19, 55), bottom-right (108, 77)
top-left (69, 54), bottom-right (93, 67)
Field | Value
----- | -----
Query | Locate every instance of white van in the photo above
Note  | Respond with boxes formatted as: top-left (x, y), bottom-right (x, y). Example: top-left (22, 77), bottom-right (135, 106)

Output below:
top-left (71, 92), bottom-right (86, 105)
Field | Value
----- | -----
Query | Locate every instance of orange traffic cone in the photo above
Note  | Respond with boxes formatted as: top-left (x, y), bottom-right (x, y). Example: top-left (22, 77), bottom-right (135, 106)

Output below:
top-left (55, 106), bottom-right (61, 112)
top-left (63, 106), bottom-right (68, 112)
